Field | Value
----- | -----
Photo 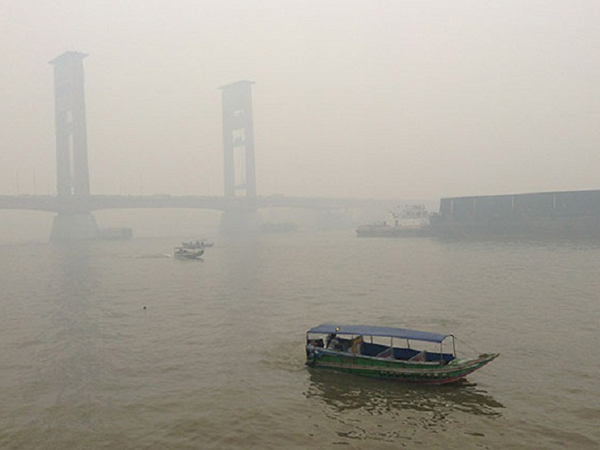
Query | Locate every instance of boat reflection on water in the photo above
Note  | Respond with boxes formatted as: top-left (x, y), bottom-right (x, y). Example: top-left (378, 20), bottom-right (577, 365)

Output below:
top-left (305, 370), bottom-right (503, 419)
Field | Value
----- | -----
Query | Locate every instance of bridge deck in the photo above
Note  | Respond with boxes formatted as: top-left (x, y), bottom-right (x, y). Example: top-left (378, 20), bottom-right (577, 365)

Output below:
top-left (0, 195), bottom-right (400, 213)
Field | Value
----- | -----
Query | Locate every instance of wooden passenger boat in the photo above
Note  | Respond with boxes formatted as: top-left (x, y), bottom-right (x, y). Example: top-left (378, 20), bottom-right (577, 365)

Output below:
top-left (305, 324), bottom-right (498, 385)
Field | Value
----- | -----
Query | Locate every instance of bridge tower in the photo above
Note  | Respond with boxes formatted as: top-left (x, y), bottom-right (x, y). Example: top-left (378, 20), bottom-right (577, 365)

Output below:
top-left (219, 80), bottom-right (260, 233)
top-left (48, 51), bottom-right (98, 240)
top-left (220, 80), bottom-right (257, 197)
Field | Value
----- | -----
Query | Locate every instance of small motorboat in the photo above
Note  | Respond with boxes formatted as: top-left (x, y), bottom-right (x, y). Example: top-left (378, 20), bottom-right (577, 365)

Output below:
top-left (305, 324), bottom-right (498, 384)
top-left (181, 240), bottom-right (213, 249)
top-left (173, 246), bottom-right (204, 260)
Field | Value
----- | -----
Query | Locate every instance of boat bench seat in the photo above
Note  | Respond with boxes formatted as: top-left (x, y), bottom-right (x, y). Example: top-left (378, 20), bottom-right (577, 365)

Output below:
top-left (428, 352), bottom-right (455, 363)
top-left (352, 342), bottom-right (455, 362)
top-left (375, 348), bottom-right (393, 358)
top-left (395, 348), bottom-right (455, 363)
top-left (393, 348), bottom-right (421, 360)
top-left (361, 342), bottom-right (390, 357)
top-left (409, 350), bottom-right (427, 361)
top-left (361, 343), bottom-right (455, 362)
top-left (362, 344), bottom-right (420, 359)
top-left (410, 351), bottom-right (456, 363)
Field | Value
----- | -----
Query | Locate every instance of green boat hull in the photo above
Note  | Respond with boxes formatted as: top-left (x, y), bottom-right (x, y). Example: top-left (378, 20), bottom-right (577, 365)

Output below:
top-left (306, 348), bottom-right (498, 384)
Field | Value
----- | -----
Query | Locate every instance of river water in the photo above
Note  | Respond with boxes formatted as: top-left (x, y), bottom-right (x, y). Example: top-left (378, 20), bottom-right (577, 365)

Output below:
top-left (1, 232), bottom-right (599, 449)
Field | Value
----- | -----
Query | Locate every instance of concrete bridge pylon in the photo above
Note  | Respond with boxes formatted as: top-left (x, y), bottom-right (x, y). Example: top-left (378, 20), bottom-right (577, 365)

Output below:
top-left (219, 80), bottom-right (261, 234)
top-left (48, 51), bottom-right (99, 241)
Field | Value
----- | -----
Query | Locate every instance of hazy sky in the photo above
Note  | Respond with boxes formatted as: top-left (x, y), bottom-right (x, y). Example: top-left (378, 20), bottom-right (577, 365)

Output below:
top-left (1, 0), bottom-right (599, 200)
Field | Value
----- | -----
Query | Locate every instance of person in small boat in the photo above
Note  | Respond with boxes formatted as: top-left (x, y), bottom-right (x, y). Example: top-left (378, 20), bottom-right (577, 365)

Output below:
top-left (309, 338), bottom-right (324, 348)
top-left (326, 333), bottom-right (343, 351)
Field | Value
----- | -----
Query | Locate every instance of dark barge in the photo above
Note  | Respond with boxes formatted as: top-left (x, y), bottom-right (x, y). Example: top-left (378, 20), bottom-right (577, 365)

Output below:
top-left (432, 190), bottom-right (600, 238)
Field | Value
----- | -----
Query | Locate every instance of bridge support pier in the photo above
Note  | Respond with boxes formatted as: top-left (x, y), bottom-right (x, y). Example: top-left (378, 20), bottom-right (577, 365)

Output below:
top-left (220, 209), bottom-right (261, 235)
top-left (50, 212), bottom-right (99, 241)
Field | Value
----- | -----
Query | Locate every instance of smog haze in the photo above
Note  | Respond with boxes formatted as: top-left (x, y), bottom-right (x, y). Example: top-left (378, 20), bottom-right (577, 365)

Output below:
top-left (1, 0), bottom-right (599, 201)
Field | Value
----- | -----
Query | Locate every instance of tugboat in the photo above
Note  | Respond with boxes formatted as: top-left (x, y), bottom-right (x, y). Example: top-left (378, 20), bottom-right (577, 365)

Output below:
top-left (356, 204), bottom-right (431, 237)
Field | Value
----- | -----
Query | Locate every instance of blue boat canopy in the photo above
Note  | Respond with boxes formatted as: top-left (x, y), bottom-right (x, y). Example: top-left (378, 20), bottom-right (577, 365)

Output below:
top-left (307, 324), bottom-right (450, 343)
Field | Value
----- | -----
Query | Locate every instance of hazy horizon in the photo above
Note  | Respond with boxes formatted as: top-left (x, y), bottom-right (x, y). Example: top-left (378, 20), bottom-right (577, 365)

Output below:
top-left (2, 0), bottom-right (599, 201)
